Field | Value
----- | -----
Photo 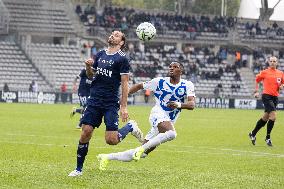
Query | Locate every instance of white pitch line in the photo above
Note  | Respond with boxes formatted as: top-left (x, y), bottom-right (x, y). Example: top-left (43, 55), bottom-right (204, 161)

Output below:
top-left (0, 140), bottom-right (283, 158)
top-left (167, 144), bottom-right (284, 157)
top-left (2, 133), bottom-right (284, 157)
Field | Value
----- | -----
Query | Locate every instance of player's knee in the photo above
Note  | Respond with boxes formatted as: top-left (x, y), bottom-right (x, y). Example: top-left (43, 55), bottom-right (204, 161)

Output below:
top-left (105, 137), bottom-right (119, 145)
top-left (166, 130), bottom-right (177, 141)
top-left (81, 125), bottom-right (93, 139)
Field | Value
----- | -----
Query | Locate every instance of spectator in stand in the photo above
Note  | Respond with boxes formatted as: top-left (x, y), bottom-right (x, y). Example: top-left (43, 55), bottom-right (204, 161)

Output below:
top-left (242, 53), bottom-right (248, 67)
top-left (75, 4), bottom-right (82, 15)
top-left (235, 51), bottom-right (241, 68)
top-left (61, 82), bottom-right (67, 104)
top-left (214, 84), bottom-right (221, 98)
top-left (29, 81), bottom-right (33, 92)
top-left (272, 22), bottom-right (278, 29)
top-left (28, 81), bottom-right (38, 92)
top-left (235, 72), bottom-right (241, 81)
top-left (3, 83), bottom-right (9, 92)
top-left (32, 81), bottom-right (38, 92)
top-left (231, 84), bottom-right (236, 93)
top-left (218, 67), bottom-right (224, 76)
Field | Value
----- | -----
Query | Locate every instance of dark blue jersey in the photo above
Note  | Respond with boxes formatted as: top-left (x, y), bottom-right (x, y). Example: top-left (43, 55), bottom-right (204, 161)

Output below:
top-left (78, 69), bottom-right (92, 97)
top-left (89, 49), bottom-right (130, 107)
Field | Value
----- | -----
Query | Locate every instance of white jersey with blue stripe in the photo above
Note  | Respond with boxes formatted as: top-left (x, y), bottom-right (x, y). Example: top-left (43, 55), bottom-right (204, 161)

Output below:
top-left (143, 77), bottom-right (195, 123)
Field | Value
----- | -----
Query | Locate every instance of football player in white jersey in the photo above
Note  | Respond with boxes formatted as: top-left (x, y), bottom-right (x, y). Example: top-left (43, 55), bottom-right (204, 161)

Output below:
top-left (97, 61), bottom-right (195, 170)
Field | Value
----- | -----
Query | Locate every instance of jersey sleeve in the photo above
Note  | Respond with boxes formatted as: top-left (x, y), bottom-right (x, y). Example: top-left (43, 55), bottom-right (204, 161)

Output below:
top-left (186, 81), bottom-right (195, 97)
top-left (79, 69), bottom-right (85, 78)
top-left (282, 72), bottom-right (284, 84)
top-left (143, 78), bottom-right (160, 91)
top-left (255, 70), bottom-right (264, 83)
top-left (119, 57), bottom-right (130, 75)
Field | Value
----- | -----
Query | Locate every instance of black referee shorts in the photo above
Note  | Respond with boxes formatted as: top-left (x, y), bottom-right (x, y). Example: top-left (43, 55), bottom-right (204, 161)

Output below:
top-left (262, 94), bottom-right (278, 113)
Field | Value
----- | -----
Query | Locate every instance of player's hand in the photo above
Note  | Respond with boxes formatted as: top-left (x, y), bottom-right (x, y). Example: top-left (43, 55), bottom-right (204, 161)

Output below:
top-left (167, 101), bottom-right (180, 109)
top-left (120, 106), bottom-right (129, 122)
top-left (279, 84), bottom-right (284, 91)
top-left (253, 92), bottom-right (259, 98)
top-left (84, 58), bottom-right (94, 67)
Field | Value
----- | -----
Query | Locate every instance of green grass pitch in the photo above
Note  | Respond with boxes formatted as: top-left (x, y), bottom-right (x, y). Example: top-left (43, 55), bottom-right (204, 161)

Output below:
top-left (0, 103), bottom-right (283, 188)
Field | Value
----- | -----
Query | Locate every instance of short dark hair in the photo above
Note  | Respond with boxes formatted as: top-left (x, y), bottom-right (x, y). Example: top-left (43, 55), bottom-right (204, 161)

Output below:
top-left (170, 61), bottom-right (184, 70)
top-left (120, 32), bottom-right (126, 51)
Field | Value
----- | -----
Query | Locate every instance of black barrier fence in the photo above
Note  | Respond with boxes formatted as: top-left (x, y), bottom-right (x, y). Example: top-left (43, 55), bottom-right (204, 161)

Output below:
top-left (1, 91), bottom-right (284, 110)
top-left (193, 97), bottom-right (284, 110)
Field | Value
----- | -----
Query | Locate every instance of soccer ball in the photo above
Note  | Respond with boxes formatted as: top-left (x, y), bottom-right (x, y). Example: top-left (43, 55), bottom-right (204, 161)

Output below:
top-left (136, 22), bottom-right (156, 41)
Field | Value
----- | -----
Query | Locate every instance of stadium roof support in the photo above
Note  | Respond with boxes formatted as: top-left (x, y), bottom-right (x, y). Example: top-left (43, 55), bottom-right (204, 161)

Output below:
top-left (238, 0), bottom-right (284, 21)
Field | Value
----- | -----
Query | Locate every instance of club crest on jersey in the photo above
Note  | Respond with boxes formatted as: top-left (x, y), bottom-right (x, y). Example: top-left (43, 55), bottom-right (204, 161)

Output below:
top-left (109, 60), bottom-right (114, 65)
top-left (175, 86), bottom-right (186, 97)
top-left (277, 78), bottom-right (281, 83)
top-left (177, 88), bottom-right (185, 95)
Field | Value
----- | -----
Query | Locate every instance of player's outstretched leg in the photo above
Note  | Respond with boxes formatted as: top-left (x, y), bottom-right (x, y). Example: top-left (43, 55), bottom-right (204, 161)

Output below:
top-left (96, 149), bottom-right (149, 170)
top-left (133, 130), bottom-right (177, 161)
top-left (97, 154), bottom-right (109, 171)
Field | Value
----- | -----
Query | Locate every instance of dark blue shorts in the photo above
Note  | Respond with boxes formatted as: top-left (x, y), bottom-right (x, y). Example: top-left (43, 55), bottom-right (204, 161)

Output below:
top-left (79, 95), bottom-right (88, 107)
top-left (81, 105), bottom-right (119, 131)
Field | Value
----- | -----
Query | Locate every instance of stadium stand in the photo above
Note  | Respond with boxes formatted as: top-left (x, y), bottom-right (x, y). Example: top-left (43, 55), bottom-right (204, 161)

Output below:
top-left (78, 5), bottom-right (235, 42)
top-left (2, 0), bottom-right (75, 35)
top-left (0, 41), bottom-right (51, 91)
top-left (237, 20), bottom-right (284, 44)
top-left (26, 43), bottom-right (83, 91)
top-left (129, 43), bottom-right (250, 97)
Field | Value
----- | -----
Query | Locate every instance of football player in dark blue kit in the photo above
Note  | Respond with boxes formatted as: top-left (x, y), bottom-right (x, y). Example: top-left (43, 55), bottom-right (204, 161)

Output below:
top-left (70, 68), bottom-right (92, 128)
top-left (68, 31), bottom-right (144, 177)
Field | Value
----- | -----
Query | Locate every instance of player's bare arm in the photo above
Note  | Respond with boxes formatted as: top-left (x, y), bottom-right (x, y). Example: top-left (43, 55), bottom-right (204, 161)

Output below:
top-left (254, 81), bottom-right (260, 98)
top-left (85, 58), bottom-right (95, 79)
top-left (129, 83), bottom-right (144, 95)
top-left (167, 96), bottom-right (195, 110)
top-left (120, 74), bottom-right (129, 122)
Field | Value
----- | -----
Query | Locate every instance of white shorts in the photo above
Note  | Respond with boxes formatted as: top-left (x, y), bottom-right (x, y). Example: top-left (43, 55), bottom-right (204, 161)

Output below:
top-left (145, 106), bottom-right (175, 140)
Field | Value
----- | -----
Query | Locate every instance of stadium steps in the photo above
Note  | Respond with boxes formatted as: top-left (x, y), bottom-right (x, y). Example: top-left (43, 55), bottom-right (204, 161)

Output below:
top-left (17, 43), bottom-right (53, 91)
top-left (239, 67), bottom-right (255, 95)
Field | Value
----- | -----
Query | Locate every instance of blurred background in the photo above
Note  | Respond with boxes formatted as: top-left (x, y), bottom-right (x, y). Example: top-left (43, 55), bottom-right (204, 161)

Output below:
top-left (1, 0), bottom-right (284, 106)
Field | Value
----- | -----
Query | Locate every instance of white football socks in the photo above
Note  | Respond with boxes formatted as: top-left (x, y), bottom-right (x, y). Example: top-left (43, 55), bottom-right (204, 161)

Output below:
top-left (142, 130), bottom-right (177, 150)
top-left (107, 149), bottom-right (135, 162)
top-left (106, 130), bottom-right (177, 162)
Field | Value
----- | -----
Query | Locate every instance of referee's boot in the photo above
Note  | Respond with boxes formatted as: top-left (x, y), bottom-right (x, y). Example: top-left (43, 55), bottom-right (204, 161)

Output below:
top-left (248, 132), bottom-right (256, 145)
top-left (265, 138), bottom-right (273, 147)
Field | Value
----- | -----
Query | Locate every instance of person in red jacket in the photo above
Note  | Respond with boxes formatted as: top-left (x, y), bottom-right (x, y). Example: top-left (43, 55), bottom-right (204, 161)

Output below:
top-left (249, 56), bottom-right (284, 146)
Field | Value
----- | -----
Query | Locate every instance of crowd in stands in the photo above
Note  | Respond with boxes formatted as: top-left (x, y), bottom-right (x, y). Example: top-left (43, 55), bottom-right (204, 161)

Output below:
top-left (126, 41), bottom-right (245, 86)
top-left (252, 48), bottom-right (284, 74)
top-left (243, 21), bottom-right (284, 39)
top-left (75, 4), bottom-right (236, 37)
